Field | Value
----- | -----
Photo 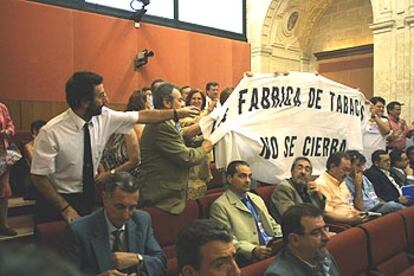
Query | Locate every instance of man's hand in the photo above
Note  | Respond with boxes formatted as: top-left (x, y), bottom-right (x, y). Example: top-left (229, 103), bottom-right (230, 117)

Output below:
top-left (61, 206), bottom-right (80, 223)
top-left (353, 169), bottom-right (363, 188)
top-left (97, 269), bottom-right (128, 276)
top-left (349, 211), bottom-right (366, 225)
top-left (202, 140), bottom-right (213, 153)
top-left (207, 99), bottom-right (217, 114)
top-left (112, 252), bottom-right (140, 271)
top-left (252, 246), bottom-right (272, 260)
top-left (177, 106), bottom-right (200, 118)
top-left (399, 195), bottom-right (411, 205)
top-left (307, 181), bottom-right (319, 193)
top-left (95, 171), bottom-right (110, 184)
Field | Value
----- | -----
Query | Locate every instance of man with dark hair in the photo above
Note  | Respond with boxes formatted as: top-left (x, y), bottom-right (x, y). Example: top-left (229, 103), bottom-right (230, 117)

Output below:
top-left (364, 149), bottom-right (410, 205)
top-left (139, 82), bottom-right (213, 214)
top-left (270, 157), bottom-right (325, 223)
top-left (176, 219), bottom-right (241, 276)
top-left (315, 151), bottom-right (367, 225)
top-left (407, 146), bottom-right (414, 169)
top-left (210, 160), bottom-right (282, 265)
top-left (205, 81), bottom-right (220, 110)
top-left (345, 150), bottom-right (404, 214)
top-left (390, 149), bottom-right (414, 186)
top-left (362, 96), bottom-right (390, 168)
top-left (66, 172), bottom-right (166, 275)
top-left (219, 87), bottom-right (234, 105)
top-left (180, 85), bottom-right (191, 102)
top-left (31, 71), bottom-right (199, 223)
top-left (386, 101), bottom-right (413, 150)
top-left (264, 204), bottom-right (339, 276)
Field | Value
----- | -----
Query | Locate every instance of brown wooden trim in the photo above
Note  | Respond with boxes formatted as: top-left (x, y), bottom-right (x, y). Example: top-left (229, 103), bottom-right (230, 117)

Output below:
top-left (314, 44), bottom-right (373, 60)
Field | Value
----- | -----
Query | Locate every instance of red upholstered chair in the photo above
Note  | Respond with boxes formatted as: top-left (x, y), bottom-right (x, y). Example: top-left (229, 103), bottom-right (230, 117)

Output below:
top-left (240, 256), bottom-right (275, 276)
top-left (143, 200), bottom-right (199, 259)
top-left (254, 185), bottom-right (275, 210)
top-left (397, 206), bottom-right (414, 251)
top-left (35, 221), bottom-right (67, 253)
top-left (327, 227), bottom-right (370, 276)
top-left (197, 192), bottom-right (223, 219)
top-left (359, 213), bottom-right (414, 275)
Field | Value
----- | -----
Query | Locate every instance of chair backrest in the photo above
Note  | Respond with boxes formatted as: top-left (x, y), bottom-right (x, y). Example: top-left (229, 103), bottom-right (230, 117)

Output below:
top-left (397, 206), bottom-right (414, 247)
top-left (327, 227), bottom-right (369, 276)
top-left (143, 200), bottom-right (199, 259)
top-left (359, 213), bottom-right (409, 275)
top-left (240, 256), bottom-right (275, 276)
top-left (35, 221), bottom-right (67, 253)
top-left (254, 185), bottom-right (275, 210)
top-left (197, 192), bottom-right (223, 219)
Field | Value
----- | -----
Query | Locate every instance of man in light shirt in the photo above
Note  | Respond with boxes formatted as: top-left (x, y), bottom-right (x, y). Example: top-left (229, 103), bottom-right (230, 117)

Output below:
top-left (31, 71), bottom-right (199, 223)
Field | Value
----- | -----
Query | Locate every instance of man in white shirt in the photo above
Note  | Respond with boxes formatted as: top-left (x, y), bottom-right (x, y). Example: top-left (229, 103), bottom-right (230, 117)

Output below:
top-left (205, 81), bottom-right (220, 110)
top-left (31, 71), bottom-right (199, 223)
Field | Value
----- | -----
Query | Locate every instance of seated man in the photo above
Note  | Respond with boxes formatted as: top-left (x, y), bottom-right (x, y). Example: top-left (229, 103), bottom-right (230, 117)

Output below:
top-left (210, 160), bottom-right (282, 265)
top-left (270, 157), bottom-right (325, 223)
top-left (345, 150), bottom-right (404, 214)
top-left (390, 149), bottom-right (414, 186)
top-left (364, 149), bottom-right (410, 205)
top-left (176, 219), bottom-right (241, 276)
top-left (315, 151), bottom-right (367, 225)
top-left (264, 204), bottom-right (340, 276)
top-left (65, 172), bottom-right (166, 275)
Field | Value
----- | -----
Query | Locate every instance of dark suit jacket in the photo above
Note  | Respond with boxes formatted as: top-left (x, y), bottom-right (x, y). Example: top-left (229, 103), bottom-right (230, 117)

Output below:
top-left (364, 166), bottom-right (400, 202)
top-left (390, 167), bottom-right (414, 187)
top-left (65, 208), bottom-right (166, 275)
top-left (139, 120), bottom-right (207, 214)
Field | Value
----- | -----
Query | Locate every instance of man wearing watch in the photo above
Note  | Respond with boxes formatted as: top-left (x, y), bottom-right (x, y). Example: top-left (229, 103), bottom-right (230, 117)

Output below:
top-left (65, 172), bottom-right (166, 276)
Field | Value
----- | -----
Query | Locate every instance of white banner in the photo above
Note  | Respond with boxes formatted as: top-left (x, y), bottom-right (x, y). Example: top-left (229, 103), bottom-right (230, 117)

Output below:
top-left (200, 72), bottom-right (370, 184)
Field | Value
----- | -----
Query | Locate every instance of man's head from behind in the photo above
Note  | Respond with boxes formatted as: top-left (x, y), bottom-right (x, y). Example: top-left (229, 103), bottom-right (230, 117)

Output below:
top-left (372, 149), bottom-right (390, 171)
top-left (326, 151), bottom-right (351, 181)
top-left (65, 71), bottom-right (105, 117)
top-left (153, 82), bottom-right (183, 110)
top-left (176, 219), bottom-right (240, 276)
top-left (30, 120), bottom-right (47, 138)
top-left (291, 157), bottom-right (312, 185)
top-left (407, 146), bottom-right (414, 163)
top-left (226, 160), bottom-right (252, 196)
top-left (282, 204), bottom-right (330, 263)
top-left (103, 172), bottom-right (140, 228)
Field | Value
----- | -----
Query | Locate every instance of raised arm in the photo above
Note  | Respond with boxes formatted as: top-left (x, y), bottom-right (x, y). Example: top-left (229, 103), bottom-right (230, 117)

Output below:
top-left (137, 106), bottom-right (200, 124)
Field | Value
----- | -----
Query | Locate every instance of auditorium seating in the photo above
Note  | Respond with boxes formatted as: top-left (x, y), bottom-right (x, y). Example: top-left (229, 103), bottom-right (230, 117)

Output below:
top-left (254, 185), bottom-right (275, 211)
top-left (35, 221), bottom-right (67, 253)
top-left (197, 192), bottom-right (223, 218)
top-left (240, 256), bottom-right (275, 276)
top-left (143, 200), bottom-right (200, 259)
top-left (397, 207), bottom-right (414, 251)
top-left (359, 212), bottom-right (414, 275)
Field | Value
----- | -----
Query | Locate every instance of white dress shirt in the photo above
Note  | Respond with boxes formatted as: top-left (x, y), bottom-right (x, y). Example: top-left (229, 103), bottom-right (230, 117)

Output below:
top-left (31, 107), bottom-right (138, 193)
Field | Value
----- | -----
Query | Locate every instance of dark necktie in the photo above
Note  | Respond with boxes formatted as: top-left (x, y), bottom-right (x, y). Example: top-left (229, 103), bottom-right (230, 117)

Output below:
top-left (83, 123), bottom-right (95, 210)
top-left (112, 229), bottom-right (125, 252)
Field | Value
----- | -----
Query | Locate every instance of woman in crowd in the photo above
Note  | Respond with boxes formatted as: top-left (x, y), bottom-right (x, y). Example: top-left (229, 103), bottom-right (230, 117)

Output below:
top-left (0, 102), bottom-right (17, 236)
top-left (96, 90), bottom-right (148, 184)
top-left (181, 89), bottom-right (213, 200)
top-left (362, 96), bottom-right (390, 168)
top-left (23, 120), bottom-right (47, 165)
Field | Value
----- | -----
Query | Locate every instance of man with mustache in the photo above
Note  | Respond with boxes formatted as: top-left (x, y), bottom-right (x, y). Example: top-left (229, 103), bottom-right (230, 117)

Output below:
top-left (210, 160), bottom-right (282, 266)
top-left (264, 204), bottom-right (339, 276)
top-left (270, 157), bottom-right (326, 223)
top-left (31, 71), bottom-right (199, 224)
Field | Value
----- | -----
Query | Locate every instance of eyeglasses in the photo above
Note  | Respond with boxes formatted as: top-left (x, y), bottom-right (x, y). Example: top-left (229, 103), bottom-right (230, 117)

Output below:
top-left (296, 225), bottom-right (329, 238)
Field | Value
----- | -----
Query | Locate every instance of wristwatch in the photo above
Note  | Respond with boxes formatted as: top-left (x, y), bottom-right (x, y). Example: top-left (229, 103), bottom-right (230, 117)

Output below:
top-left (137, 253), bottom-right (143, 264)
top-left (110, 169), bottom-right (116, 175)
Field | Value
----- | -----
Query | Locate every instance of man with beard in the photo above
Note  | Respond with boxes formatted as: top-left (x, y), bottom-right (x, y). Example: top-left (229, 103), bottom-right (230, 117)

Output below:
top-left (264, 204), bottom-right (339, 276)
top-left (31, 71), bottom-right (199, 223)
top-left (270, 157), bottom-right (326, 223)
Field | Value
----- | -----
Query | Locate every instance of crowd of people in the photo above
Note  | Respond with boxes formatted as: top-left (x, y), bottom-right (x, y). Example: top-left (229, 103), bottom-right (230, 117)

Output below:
top-left (1, 70), bottom-right (414, 275)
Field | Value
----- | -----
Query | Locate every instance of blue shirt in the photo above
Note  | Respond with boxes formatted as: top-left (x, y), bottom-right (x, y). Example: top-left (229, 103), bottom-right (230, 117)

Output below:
top-left (345, 175), bottom-right (381, 211)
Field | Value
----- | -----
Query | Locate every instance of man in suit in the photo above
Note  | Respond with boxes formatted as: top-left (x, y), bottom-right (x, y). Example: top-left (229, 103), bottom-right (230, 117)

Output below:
top-left (65, 172), bottom-right (166, 275)
top-left (176, 219), bottom-right (241, 276)
top-left (364, 149), bottom-right (410, 205)
top-left (139, 82), bottom-right (213, 214)
top-left (210, 160), bottom-right (282, 265)
top-left (264, 204), bottom-right (340, 276)
top-left (270, 157), bottom-right (325, 223)
top-left (390, 149), bottom-right (414, 186)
